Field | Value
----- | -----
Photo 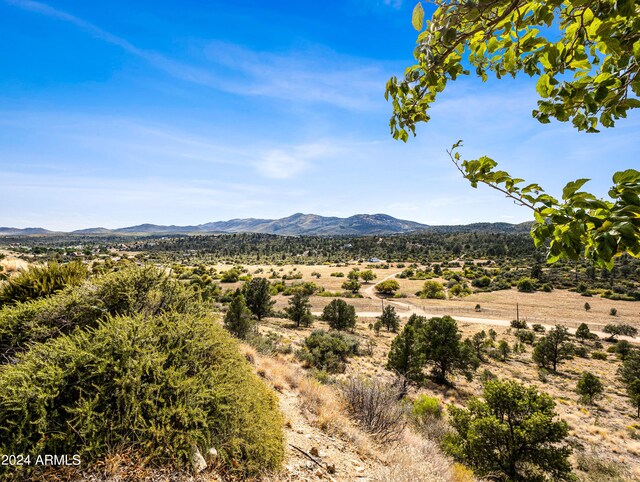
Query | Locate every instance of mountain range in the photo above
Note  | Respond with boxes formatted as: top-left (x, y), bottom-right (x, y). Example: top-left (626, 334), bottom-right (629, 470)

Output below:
top-left (0, 213), bottom-right (531, 237)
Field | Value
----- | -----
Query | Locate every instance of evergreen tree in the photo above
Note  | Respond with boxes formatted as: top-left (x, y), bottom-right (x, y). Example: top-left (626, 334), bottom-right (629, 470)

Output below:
top-left (576, 372), bottom-right (604, 405)
top-left (619, 350), bottom-right (640, 417)
top-left (285, 290), bottom-right (313, 328)
top-left (422, 316), bottom-right (479, 384)
top-left (532, 325), bottom-right (572, 372)
top-left (575, 323), bottom-right (591, 343)
top-left (321, 299), bottom-right (357, 331)
top-left (224, 294), bottom-right (255, 339)
top-left (387, 314), bottom-right (426, 384)
top-left (378, 305), bottom-right (400, 332)
top-left (444, 379), bottom-right (572, 481)
top-left (244, 277), bottom-right (274, 321)
top-left (498, 340), bottom-right (510, 362)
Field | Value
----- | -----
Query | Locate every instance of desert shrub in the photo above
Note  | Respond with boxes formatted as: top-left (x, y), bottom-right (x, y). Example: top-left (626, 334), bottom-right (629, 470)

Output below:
top-left (411, 394), bottom-right (451, 442)
top-left (0, 261), bottom-right (88, 306)
top-left (341, 377), bottom-right (406, 444)
top-left (0, 313), bottom-right (284, 477)
top-left (516, 329), bottom-right (536, 344)
top-left (575, 451), bottom-right (626, 481)
top-left (576, 372), bottom-right (604, 405)
top-left (516, 277), bottom-right (536, 293)
top-left (472, 276), bottom-right (491, 288)
top-left (220, 268), bottom-right (241, 283)
top-left (298, 330), bottom-right (359, 373)
top-left (0, 265), bottom-right (199, 362)
top-left (574, 345), bottom-right (589, 358)
top-left (412, 394), bottom-right (442, 420)
top-left (592, 351), bottom-right (608, 360)
top-left (480, 368), bottom-right (497, 382)
top-left (532, 323), bottom-right (546, 333)
top-left (247, 332), bottom-right (292, 356)
top-left (510, 319), bottom-right (528, 330)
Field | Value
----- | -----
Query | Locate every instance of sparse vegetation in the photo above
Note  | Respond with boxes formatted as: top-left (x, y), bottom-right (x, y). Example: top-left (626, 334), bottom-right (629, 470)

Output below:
top-left (341, 377), bottom-right (406, 444)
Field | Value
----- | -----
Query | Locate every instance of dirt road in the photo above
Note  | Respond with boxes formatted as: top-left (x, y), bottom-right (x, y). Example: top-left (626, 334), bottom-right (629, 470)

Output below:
top-left (350, 271), bottom-right (640, 344)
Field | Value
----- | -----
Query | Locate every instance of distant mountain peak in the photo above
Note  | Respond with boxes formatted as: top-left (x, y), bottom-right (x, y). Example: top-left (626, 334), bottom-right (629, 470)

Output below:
top-left (0, 215), bottom-right (533, 237)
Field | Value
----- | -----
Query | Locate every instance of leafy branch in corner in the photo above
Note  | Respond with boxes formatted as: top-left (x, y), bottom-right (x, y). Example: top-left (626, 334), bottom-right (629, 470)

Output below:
top-left (448, 141), bottom-right (640, 269)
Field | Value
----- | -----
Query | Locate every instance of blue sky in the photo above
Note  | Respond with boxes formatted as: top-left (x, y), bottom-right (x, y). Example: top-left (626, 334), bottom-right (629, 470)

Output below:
top-left (1, 0), bottom-right (638, 231)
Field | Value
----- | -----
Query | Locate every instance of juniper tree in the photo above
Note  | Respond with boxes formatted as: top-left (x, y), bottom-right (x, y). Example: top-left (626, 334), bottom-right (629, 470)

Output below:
top-left (532, 325), bottom-right (572, 372)
top-left (244, 277), bottom-right (274, 321)
top-left (321, 299), bottom-right (357, 331)
top-left (576, 372), bottom-right (604, 405)
top-left (378, 305), bottom-right (400, 332)
top-left (285, 290), bottom-right (313, 328)
top-left (444, 379), bottom-right (572, 481)
top-left (224, 294), bottom-right (255, 339)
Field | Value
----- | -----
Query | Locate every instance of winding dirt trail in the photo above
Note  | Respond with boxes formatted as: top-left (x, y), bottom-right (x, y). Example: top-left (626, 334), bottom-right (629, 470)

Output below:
top-left (353, 271), bottom-right (640, 344)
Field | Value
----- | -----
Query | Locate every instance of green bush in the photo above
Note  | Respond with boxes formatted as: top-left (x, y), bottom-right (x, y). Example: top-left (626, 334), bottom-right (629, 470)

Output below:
top-left (592, 351), bottom-right (608, 360)
top-left (419, 280), bottom-right (446, 299)
top-left (0, 313), bottom-right (284, 477)
top-left (516, 329), bottom-right (536, 344)
top-left (0, 265), bottom-right (201, 362)
top-left (412, 394), bottom-right (442, 422)
top-left (516, 277), bottom-right (536, 293)
top-left (0, 261), bottom-right (88, 306)
top-left (298, 330), bottom-right (359, 373)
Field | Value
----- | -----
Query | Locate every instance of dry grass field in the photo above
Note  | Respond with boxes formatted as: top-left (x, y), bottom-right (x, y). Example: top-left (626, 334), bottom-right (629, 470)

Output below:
top-left (2, 257), bottom-right (637, 480)
top-left (208, 260), bottom-right (640, 481)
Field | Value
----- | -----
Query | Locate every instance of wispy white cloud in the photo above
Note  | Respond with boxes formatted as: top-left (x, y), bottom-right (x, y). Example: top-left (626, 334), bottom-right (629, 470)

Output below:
top-left (204, 41), bottom-right (389, 110)
top-left (383, 0), bottom-right (403, 9)
top-left (256, 150), bottom-right (309, 179)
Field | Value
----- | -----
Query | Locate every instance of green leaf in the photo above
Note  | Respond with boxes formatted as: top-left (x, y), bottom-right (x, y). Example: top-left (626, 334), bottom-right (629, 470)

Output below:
top-left (562, 178), bottom-right (591, 200)
top-left (536, 74), bottom-right (552, 97)
top-left (612, 169), bottom-right (640, 184)
top-left (412, 2), bottom-right (424, 31)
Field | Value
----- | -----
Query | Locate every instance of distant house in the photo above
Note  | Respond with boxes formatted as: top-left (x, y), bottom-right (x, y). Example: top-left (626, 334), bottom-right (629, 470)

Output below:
top-left (367, 257), bottom-right (382, 263)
